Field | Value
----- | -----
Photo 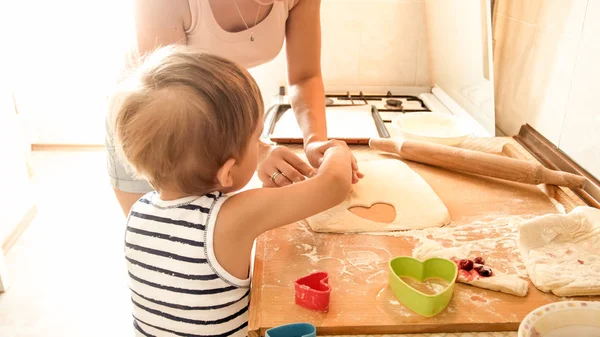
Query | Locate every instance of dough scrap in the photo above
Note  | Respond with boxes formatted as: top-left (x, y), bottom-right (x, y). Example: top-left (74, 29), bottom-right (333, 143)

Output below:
top-left (413, 240), bottom-right (529, 297)
top-left (306, 160), bottom-right (450, 233)
top-left (519, 206), bottom-right (600, 297)
top-left (469, 274), bottom-right (528, 297)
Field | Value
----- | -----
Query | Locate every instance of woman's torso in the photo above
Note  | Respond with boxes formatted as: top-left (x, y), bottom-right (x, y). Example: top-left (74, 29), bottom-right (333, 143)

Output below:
top-left (184, 0), bottom-right (297, 69)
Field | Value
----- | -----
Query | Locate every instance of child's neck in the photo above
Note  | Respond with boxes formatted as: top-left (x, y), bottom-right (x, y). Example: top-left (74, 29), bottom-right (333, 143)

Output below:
top-left (158, 190), bottom-right (190, 201)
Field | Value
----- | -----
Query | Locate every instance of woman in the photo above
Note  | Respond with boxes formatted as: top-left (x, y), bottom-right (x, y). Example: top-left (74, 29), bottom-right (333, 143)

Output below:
top-left (106, 0), bottom-right (361, 215)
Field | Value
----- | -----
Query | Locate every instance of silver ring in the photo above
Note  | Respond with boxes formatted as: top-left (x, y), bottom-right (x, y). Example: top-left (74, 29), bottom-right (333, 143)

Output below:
top-left (270, 170), bottom-right (282, 182)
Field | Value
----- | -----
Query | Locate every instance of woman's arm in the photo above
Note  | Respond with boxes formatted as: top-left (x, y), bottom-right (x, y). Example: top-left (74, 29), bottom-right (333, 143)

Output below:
top-left (285, 0), bottom-right (327, 152)
top-left (284, 0), bottom-right (362, 182)
top-left (256, 0), bottom-right (326, 187)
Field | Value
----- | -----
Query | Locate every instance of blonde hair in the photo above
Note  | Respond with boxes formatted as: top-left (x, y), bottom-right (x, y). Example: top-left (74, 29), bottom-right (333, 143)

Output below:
top-left (109, 46), bottom-right (263, 195)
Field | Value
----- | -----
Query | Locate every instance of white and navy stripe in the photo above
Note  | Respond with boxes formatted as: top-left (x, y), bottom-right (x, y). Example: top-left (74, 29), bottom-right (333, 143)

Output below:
top-left (125, 192), bottom-right (249, 337)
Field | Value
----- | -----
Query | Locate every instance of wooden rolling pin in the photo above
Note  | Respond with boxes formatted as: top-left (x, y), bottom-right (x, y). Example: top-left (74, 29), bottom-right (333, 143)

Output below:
top-left (369, 138), bottom-right (587, 189)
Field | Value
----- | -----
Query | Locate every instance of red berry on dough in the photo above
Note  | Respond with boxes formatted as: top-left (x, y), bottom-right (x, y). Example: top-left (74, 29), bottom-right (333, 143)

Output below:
top-left (458, 259), bottom-right (474, 271)
top-left (578, 259), bottom-right (584, 264)
top-left (474, 257), bottom-right (485, 265)
top-left (477, 266), bottom-right (493, 277)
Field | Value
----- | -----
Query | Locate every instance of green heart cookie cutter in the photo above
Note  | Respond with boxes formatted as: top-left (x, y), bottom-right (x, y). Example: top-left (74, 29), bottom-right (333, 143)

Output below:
top-left (389, 256), bottom-right (458, 317)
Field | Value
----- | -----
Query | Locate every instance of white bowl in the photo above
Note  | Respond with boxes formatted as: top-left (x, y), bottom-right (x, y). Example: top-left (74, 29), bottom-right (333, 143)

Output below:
top-left (391, 112), bottom-right (472, 146)
top-left (518, 301), bottom-right (600, 337)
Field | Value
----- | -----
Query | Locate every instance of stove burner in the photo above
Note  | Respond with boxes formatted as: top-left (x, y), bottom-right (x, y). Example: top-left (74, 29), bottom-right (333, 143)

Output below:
top-left (386, 99), bottom-right (403, 107)
top-left (322, 92), bottom-right (430, 114)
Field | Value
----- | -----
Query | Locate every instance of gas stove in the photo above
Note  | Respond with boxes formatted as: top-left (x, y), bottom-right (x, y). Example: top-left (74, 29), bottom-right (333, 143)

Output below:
top-left (271, 87), bottom-right (433, 121)
top-left (264, 86), bottom-right (490, 144)
top-left (324, 91), bottom-right (430, 123)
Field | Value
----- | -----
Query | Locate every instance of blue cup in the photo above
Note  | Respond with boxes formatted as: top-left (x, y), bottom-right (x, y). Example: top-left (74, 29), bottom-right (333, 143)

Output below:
top-left (265, 323), bottom-right (316, 337)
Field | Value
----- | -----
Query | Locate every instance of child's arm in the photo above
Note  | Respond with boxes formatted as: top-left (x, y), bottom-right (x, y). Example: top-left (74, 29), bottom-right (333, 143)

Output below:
top-left (228, 145), bottom-right (352, 235)
top-left (213, 145), bottom-right (353, 279)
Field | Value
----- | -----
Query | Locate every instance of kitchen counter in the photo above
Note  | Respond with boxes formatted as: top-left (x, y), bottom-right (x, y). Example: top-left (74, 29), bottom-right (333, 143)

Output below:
top-left (247, 137), bottom-right (590, 337)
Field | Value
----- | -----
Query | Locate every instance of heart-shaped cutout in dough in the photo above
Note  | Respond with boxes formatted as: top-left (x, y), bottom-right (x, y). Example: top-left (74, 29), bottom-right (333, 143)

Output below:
top-left (388, 256), bottom-right (457, 317)
top-left (306, 160), bottom-right (450, 233)
top-left (349, 203), bottom-right (396, 223)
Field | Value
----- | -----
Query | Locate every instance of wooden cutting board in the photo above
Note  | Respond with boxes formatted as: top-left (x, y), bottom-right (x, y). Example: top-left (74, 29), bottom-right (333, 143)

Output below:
top-left (247, 137), bottom-right (598, 337)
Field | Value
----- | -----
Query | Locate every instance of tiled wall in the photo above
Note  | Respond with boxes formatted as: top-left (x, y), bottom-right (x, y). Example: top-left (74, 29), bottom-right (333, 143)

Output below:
top-left (558, 1), bottom-right (600, 180)
top-left (493, 0), bottom-right (600, 178)
top-left (251, 0), bottom-right (431, 102)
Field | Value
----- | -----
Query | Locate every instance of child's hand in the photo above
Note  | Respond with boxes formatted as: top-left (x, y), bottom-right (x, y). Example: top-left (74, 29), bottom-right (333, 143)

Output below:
top-left (318, 140), bottom-right (362, 185)
top-left (322, 140), bottom-right (351, 158)
top-left (320, 140), bottom-right (363, 183)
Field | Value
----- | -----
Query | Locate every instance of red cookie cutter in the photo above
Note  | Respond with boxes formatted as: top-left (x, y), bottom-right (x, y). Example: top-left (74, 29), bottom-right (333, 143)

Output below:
top-left (294, 271), bottom-right (331, 312)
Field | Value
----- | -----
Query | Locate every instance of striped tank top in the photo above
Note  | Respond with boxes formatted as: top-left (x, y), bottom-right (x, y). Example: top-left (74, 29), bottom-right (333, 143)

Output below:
top-left (125, 191), bottom-right (249, 337)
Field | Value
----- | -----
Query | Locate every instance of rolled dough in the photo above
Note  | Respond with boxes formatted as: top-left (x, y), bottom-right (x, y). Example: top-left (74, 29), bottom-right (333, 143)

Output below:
top-left (519, 206), bottom-right (600, 297)
top-left (306, 160), bottom-right (450, 233)
top-left (468, 273), bottom-right (528, 297)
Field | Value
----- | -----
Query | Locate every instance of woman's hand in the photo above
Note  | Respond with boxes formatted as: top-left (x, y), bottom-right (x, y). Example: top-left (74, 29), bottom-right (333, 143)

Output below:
top-left (258, 146), bottom-right (316, 187)
top-left (305, 140), bottom-right (363, 184)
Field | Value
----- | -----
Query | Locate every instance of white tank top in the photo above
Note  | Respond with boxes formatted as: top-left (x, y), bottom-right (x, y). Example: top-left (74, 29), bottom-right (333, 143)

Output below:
top-left (185, 0), bottom-right (298, 69)
top-left (112, 1), bottom-right (297, 97)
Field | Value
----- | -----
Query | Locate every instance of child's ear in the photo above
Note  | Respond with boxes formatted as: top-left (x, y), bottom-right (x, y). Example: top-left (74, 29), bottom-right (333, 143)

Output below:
top-left (216, 158), bottom-right (236, 188)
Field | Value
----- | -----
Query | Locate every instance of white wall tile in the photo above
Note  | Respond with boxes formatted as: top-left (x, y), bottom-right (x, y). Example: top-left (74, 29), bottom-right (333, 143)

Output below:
top-left (494, 16), bottom-right (537, 136)
top-left (582, 0), bottom-right (600, 45)
top-left (357, 0), bottom-right (423, 86)
top-left (495, 0), bottom-right (599, 177)
top-left (415, 35), bottom-right (431, 86)
top-left (495, 24), bottom-right (580, 144)
top-left (493, 1), bottom-right (585, 144)
top-left (495, 0), bottom-right (508, 16)
top-left (503, 0), bottom-right (543, 24)
top-left (529, 31), bottom-right (580, 145)
top-left (536, 0), bottom-right (588, 38)
top-left (558, 43), bottom-right (600, 178)
top-left (415, 0), bottom-right (431, 86)
top-left (499, 0), bottom-right (587, 38)
top-left (492, 13), bottom-right (507, 45)
top-left (320, 1), bottom-right (365, 86)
